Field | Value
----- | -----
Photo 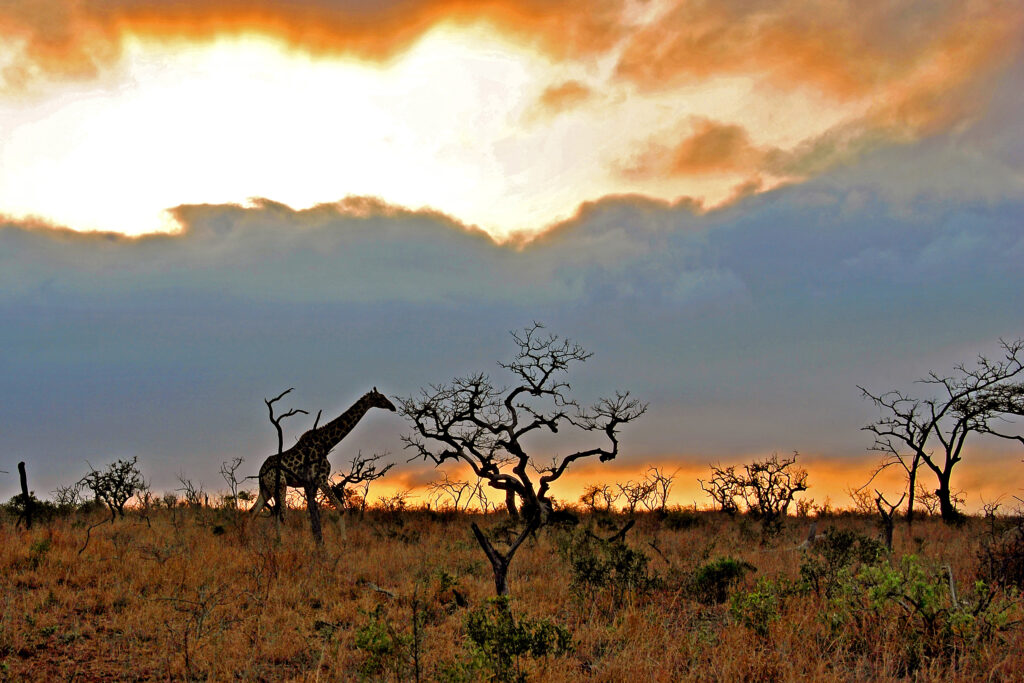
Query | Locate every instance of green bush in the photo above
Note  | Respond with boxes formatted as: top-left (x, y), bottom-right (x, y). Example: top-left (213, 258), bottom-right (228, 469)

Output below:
top-left (829, 555), bottom-right (1020, 675)
top-left (562, 530), bottom-right (656, 608)
top-left (688, 556), bottom-right (756, 605)
top-left (729, 577), bottom-right (783, 638)
top-left (800, 527), bottom-right (885, 597)
top-left (353, 605), bottom-right (412, 680)
top-left (463, 597), bottom-right (572, 683)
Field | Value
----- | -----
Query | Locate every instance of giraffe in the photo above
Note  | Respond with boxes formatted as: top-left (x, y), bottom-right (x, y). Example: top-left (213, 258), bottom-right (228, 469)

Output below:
top-left (249, 387), bottom-right (396, 519)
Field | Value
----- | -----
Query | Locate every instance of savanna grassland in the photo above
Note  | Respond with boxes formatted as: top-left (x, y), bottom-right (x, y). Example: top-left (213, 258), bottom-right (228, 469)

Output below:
top-left (1, 504), bottom-right (1022, 682)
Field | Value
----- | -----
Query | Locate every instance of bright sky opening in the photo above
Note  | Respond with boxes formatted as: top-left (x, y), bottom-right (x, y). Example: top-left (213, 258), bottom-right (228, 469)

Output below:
top-left (4, 0), bottom-right (1016, 239)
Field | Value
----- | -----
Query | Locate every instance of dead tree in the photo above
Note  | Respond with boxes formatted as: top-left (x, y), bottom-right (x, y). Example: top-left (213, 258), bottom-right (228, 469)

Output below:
top-left (328, 450), bottom-right (393, 534)
top-left (700, 453), bottom-right (809, 533)
top-left (644, 466), bottom-right (679, 512)
top-left (861, 338), bottom-right (1024, 523)
top-left (329, 451), bottom-right (394, 509)
top-left (16, 462), bottom-right (33, 530)
top-left (426, 472), bottom-right (479, 512)
top-left (875, 490), bottom-right (906, 551)
top-left (264, 388), bottom-right (309, 530)
top-left (400, 323), bottom-right (646, 595)
top-left (219, 457), bottom-right (245, 510)
top-left (739, 452), bottom-right (809, 528)
top-left (401, 324), bottom-right (646, 527)
top-left (699, 464), bottom-right (742, 515)
top-left (579, 483), bottom-right (620, 513)
top-left (617, 479), bottom-right (656, 515)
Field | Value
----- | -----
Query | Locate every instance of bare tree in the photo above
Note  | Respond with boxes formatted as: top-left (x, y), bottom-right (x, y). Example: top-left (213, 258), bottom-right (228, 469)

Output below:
top-left (738, 452), bottom-right (809, 529)
top-left (400, 323), bottom-right (646, 595)
top-left (699, 464), bottom-right (742, 515)
top-left (219, 457), bottom-right (245, 510)
top-left (875, 490), bottom-right (906, 551)
top-left (426, 472), bottom-right (479, 512)
top-left (643, 466), bottom-right (678, 512)
top-left (579, 483), bottom-right (620, 513)
top-left (329, 451), bottom-right (394, 511)
top-left (617, 478), bottom-right (656, 515)
top-left (52, 481), bottom-right (85, 510)
top-left (176, 474), bottom-right (205, 509)
top-left (327, 450), bottom-right (394, 535)
top-left (79, 457), bottom-right (145, 519)
top-left (401, 324), bottom-right (646, 527)
top-left (861, 338), bottom-right (1024, 523)
top-left (700, 453), bottom-right (809, 532)
top-left (264, 388), bottom-right (308, 527)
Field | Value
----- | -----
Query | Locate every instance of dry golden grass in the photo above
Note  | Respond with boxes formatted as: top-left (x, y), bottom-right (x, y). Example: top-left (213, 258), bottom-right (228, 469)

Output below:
top-left (1, 506), bottom-right (1021, 681)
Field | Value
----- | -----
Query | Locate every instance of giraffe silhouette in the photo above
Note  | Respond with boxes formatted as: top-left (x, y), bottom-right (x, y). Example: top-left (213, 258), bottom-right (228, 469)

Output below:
top-left (249, 387), bottom-right (396, 519)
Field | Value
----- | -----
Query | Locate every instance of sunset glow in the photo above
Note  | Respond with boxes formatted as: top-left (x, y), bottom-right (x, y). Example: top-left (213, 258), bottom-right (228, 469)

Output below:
top-left (3, 1), bottom-right (1018, 238)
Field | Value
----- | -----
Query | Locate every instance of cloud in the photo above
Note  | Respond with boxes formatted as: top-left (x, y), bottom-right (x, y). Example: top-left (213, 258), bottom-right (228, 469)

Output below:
top-left (0, 0), bottom-right (628, 89)
top-left (612, 0), bottom-right (1024, 177)
top-left (615, 1), bottom-right (1022, 100)
top-left (532, 79), bottom-right (594, 115)
top-left (625, 118), bottom-right (768, 179)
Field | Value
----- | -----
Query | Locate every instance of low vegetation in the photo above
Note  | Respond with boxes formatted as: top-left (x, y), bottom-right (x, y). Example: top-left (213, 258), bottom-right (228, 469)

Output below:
top-left (1, 500), bottom-right (1022, 681)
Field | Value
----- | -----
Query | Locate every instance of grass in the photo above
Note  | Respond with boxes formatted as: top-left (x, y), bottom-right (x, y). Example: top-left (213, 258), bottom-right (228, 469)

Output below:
top-left (1, 504), bottom-right (1021, 681)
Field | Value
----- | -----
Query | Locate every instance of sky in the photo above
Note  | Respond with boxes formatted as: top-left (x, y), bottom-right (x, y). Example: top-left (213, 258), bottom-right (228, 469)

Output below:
top-left (1, 0), bottom-right (1023, 510)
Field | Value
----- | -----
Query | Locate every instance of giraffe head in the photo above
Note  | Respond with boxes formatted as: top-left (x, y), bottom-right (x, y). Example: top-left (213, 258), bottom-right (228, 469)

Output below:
top-left (367, 387), bottom-right (397, 412)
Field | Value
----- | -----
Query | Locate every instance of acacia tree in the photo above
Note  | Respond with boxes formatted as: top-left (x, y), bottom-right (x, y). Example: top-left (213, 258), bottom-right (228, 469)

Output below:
top-left (579, 483), bottom-right (620, 513)
top-left (400, 323), bottom-right (646, 595)
top-left (79, 457), bottom-right (145, 519)
top-left (700, 453), bottom-right (809, 531)
top-left (617, 479), bottom-right (656, 514)
top-left (861, 338), bottom-right (1024, 523)
top-left (698, 465), bottom-right (742, 515)
top-left (643, 466), bottom-right (678, 513)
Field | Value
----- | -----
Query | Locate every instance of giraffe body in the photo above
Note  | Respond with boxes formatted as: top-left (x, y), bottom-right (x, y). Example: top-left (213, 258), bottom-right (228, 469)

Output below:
top-left (250, 388), bottom-right (396, 519)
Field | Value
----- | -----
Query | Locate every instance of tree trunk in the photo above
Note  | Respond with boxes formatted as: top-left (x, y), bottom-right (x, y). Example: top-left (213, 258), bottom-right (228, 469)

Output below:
top-left (936, 473), bottom-right (959, 524)
top-left (17, 462), bottom-right (32, 530)
top-left (472, 522), bottom-right (511, 595)
top-left (905, 453), bottom-right (919, 525)
top-left (504, 489), bottom-right (519, 518)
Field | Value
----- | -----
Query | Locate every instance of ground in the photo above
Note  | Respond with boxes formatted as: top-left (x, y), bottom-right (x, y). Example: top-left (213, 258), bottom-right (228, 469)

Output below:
top-left (1, 505), bottom-right (1021, 681)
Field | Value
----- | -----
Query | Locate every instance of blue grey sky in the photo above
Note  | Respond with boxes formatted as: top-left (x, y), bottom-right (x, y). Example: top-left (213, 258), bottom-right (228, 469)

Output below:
top-left (1, 1), bottom-right (1023, 507)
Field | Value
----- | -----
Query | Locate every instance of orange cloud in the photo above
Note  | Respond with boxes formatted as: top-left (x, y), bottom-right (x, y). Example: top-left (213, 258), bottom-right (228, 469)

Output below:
top-left (0, 0), bottom-right (628, 88)
top-left (624, 118), bottom-right (770, 180)
top-left (535, 79), bottom-right (593, 113)
top-left (615, 0), bottom-right (1024, 133)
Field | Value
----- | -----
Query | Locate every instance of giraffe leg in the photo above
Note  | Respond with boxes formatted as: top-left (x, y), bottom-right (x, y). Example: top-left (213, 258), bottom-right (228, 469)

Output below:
top-left (249, 490), bottom-right (269, 519)
top-left (320, 481), bottom-right (348, 538)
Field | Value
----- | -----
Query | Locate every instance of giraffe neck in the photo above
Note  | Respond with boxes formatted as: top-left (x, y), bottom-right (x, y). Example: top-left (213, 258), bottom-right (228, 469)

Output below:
top-left (308, 393), bottom-right (375, 453)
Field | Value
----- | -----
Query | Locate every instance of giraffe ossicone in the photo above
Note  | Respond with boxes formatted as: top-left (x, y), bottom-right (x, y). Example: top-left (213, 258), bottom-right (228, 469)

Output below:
top-left (249, 387), bottom-right (396, 519)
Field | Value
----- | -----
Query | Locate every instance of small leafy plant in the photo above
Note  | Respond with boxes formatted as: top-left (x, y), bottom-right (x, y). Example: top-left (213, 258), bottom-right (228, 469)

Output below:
top-left (462, 597), bottom-right (572, 683)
